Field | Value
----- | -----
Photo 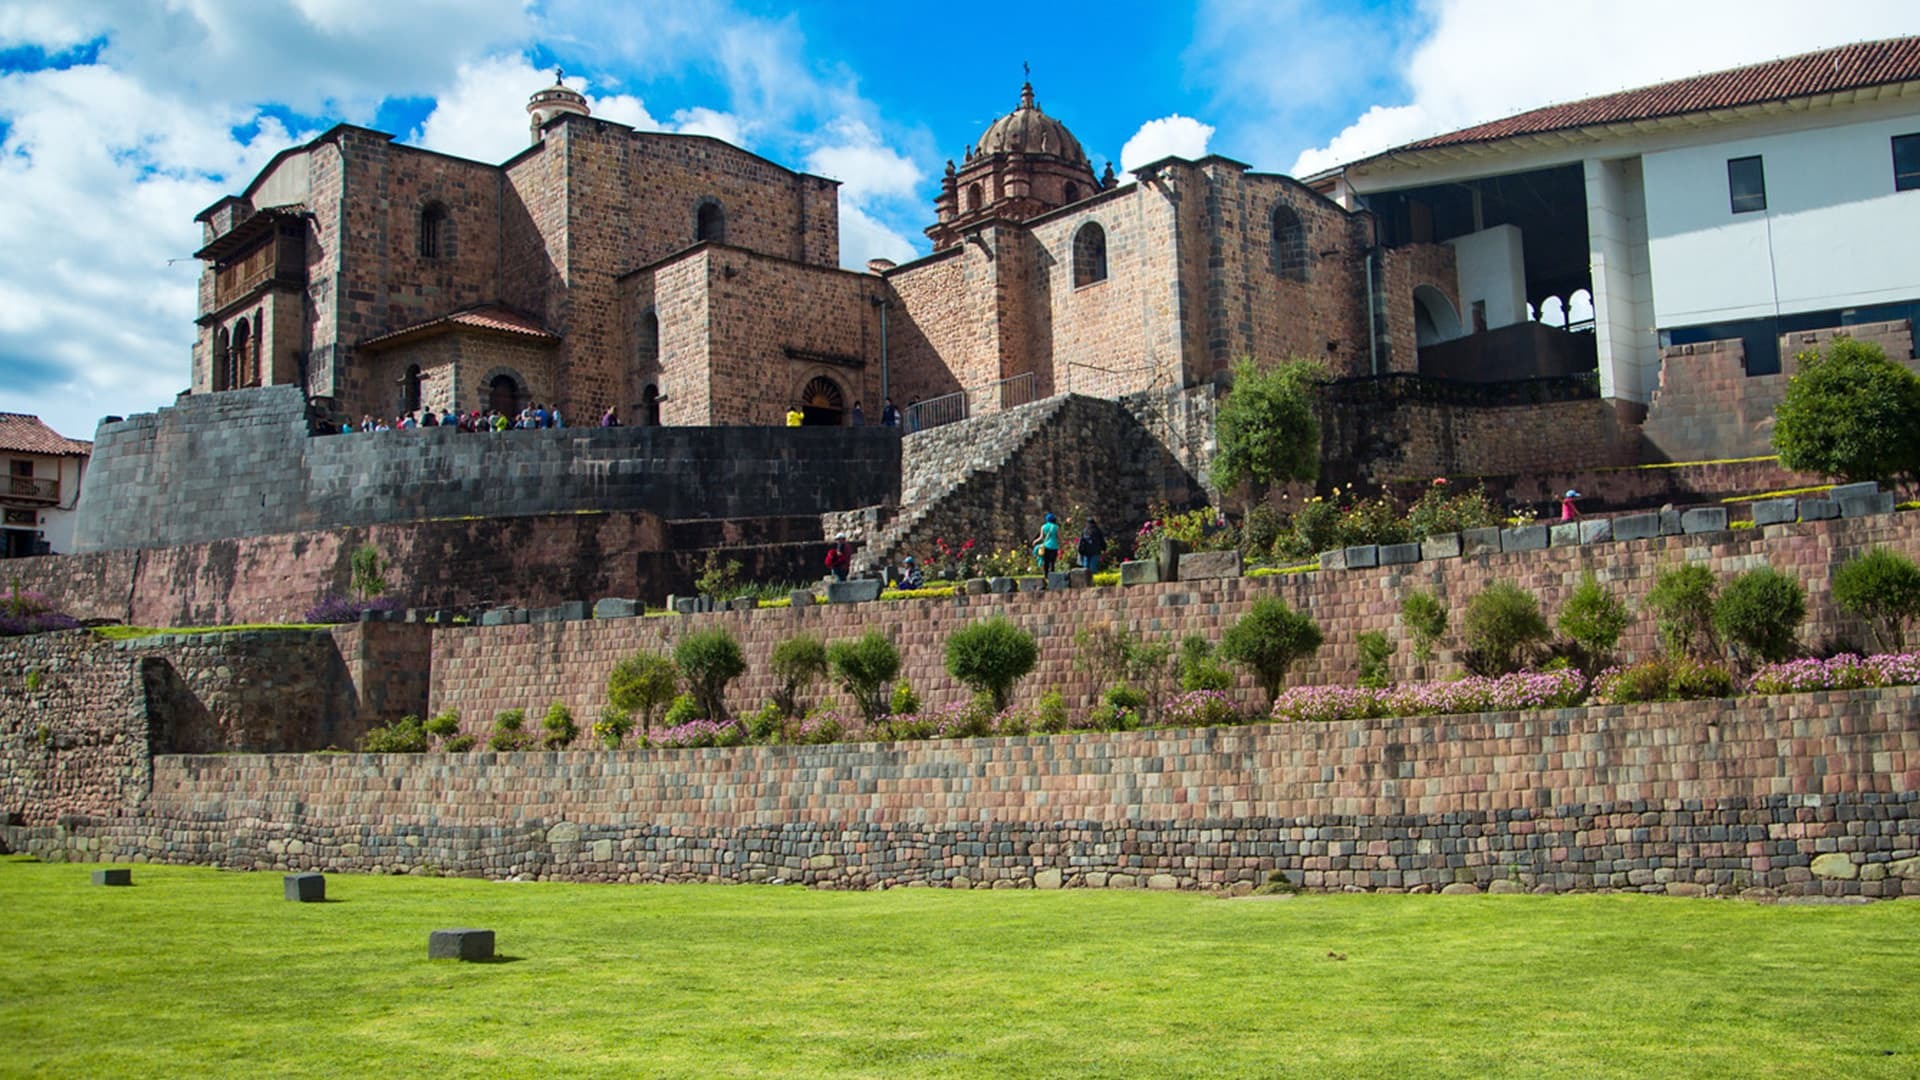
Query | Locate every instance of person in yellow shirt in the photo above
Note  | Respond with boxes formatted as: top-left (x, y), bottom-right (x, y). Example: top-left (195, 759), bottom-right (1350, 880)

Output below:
top-left (785, 404), bottom-right (804, 427)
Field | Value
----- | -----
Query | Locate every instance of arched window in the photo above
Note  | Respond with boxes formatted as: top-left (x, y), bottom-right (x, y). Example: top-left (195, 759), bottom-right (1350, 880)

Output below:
top-left (1063, 181), bottom-right (1080, 204)
top-left (800, 375), bottom-right (845, 425)
top-left (1413, 286), bottom-right (1462, 346)
top-left (248, 310), bottom-right (264, 386)
top-left (1271, 204), bottom-right (1307, 282)
top-left (695, 200), bottom-right (726, 243)
top-left (1072, 222), bottom-right (1107, 288)
top-left (966, 183), bottom-right (983, 212)
top-left (212, 327), bottom-right (230, 392)
top-left (487, 373), bottom-right (523, 415)
top-left (419, 202), bottom-right (449, 258)
top-left (403, 364), bottom-right (423, 413)
top-left (638, 311), bottom-right (659, 368)
top-left (229, 318), bottom-right (251, 391)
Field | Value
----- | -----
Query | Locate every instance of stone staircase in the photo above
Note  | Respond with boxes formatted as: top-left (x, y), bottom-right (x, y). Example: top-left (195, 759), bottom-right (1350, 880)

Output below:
top-left (852, 395), bottom-right (1075, 573)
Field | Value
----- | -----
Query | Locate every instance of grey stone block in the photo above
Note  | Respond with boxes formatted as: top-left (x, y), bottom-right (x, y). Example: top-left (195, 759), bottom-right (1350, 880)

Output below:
top-left (284, 873), bottom-right (325, 902)
top-left (528, 606), bottom-right (562, 624)
top-left (1578, 518), bottom-right (1613, 545)
top-left (1343, 545), bottom-right (1379, 569)
top-left (1420, 533), bottom-right (1461, 560)
top-left (1156, 537), bottom-right (1188, 585)
top-left (1379, 542), bottom-right (1420, 566)
top-left (964, 578), bottom-right (990, 595)
top-left (1046, 572), bottom-right (1072, 590)
top-left (431, 609), bottom-right (456, 625)
top-left (1829, 481), bottom-right (1880, 501)
top-left (988, 576), bottom-right (1017, 594)
top-left (788, 590), bottom-right (814, 608)
top-left (1460, 528), bottom-right (1502, 557)
top-left (1177, 549), bottom-right (1243, 580)
top-left (1797, 497), bottom-right (1839, 521)
top-left (728, 597), bottom-right (757, 612)
top-left (1016, 576), bottom-right (1046, 593)
top-left (479, 609), bottom-right (514, 627)
top-left (826, 579), bottom-right (883, 604)
top-left (671, 596), bottom-right (698, 615)
top-left (92, 868), bottom-right (131, 886)
top-left (428, 928), bottom-right (495, 962)
top-left (1066, 568), bottom-right (1091, 588)
top-left (553, 600), bottom-right (588, 621)
top-left (1549, 522), bottom-right (1580, 547)
top-left (1317, 548), bottom-right (1347, 571)
top-left (1119, 559), bottom-right (1160, 586)
top-left (1680, 507), bottom-right (1728, 534)
top-left (1660, 510), bottom-right (1683, 536)
top-left (1500, 525), bottom-right (1547, 552)
top-left (1750, 498), bottom-right (1798, 527)
top-left (1839, 492), bottom-right (1895, 518)
top-left (592, 598), bottom-right (639, 619)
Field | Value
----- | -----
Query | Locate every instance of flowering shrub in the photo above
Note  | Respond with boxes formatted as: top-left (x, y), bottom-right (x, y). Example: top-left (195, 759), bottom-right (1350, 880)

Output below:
top-left (650, 717), bottom-right (744, 749)
top-left (1136, 507), bottom-right (1237, 555)
top-left (1746, 653), bottom-right (1920, 695)
top-left (1158, 689), bottom-right (1242, 728)
top-left (0, 588), bottom-right (80, 636)
top-left (931, 536), bottom-right (978, 579)
top-left (1590, 658), bottom-right (1734, 704)
top-left (788, 710), bottom-right (845, 745)
top-left (302, 593), bottom-right (402, 624)
top-left (1270, 670), bottom-right (1586, 724)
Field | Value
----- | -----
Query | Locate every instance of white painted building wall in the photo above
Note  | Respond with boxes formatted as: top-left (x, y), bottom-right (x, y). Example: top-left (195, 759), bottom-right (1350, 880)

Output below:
top-left (1446, 225), bottom-right (1527, 332)
top-left (1586, 157), bottom-right (1658, 402)
top-left (2, 453), bottom-right (86, 555)
top-left (1642, 110), bottom-right (1920, 328)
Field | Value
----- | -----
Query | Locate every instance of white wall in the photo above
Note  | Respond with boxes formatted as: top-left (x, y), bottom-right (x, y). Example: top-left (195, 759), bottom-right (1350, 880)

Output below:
top-left (2, 453), bottom-right (85, 554)
top-left (1643, 110), bottom-right (1920, 327)
top-left (1446, 225), bottom-right (1527, 331)
top-left (1586, 157), bottom-right (1658, 402)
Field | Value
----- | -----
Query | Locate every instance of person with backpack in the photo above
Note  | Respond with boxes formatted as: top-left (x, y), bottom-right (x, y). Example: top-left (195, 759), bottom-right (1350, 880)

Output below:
top-left (1077, 519), bottom-right (1105, 573)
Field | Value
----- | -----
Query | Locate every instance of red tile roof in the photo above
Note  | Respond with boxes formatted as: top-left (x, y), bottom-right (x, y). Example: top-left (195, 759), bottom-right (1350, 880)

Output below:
top-left (1390, 36), bottom-right (1920, 157)
top-left (358, 305), bottom-right (560, 350)
top-left (0, 413), bottom-right (90, 457)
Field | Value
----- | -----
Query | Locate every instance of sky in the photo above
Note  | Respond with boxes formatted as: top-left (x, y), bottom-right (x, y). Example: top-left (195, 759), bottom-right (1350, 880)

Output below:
top-left (1, 0), bottom-right (1917, 441)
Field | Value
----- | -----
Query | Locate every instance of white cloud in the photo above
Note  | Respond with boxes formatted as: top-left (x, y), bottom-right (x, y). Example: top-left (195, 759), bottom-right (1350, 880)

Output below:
top-left (1120, 114), bottom-right (1215, 176)
top-left (671, 106), bottom-right (747, 147)
top-left (839, 201), bottom-right (919, 267)
top-left (1286, 0), bottom-right (1920, 174)
top-left (414, 55), bottom-right (674, 163)
top-left (802, 118), bottom-right (925, 269)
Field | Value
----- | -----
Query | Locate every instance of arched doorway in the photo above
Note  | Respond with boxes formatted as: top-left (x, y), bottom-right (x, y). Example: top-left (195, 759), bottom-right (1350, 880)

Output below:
top-left (800, 375), bottom-right (845, 426)
top-left (487, 373), bottom-right (523, 415)
top-left (1412, 285), bottom-right (1462, 346)
top-left (641, 383), bottom-right (661, 426)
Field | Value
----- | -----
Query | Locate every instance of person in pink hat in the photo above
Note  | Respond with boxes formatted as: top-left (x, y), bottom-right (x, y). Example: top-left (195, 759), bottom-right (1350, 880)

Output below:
top-left (1561, 489), bottom-right (1582, 521)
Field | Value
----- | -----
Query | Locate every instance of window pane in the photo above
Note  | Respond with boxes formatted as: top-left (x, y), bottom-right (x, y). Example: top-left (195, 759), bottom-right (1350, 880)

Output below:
top-left (1727, 156), bottom-right (1766, 213)
top-left (1894, 134), bottom-right (1920, 192)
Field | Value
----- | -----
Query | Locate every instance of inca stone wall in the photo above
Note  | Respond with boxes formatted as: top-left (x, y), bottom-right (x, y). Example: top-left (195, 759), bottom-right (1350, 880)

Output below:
top-left (74, 385), bottom-right (901, 552)
top-left (5, 688), bottom-right (1916, 897)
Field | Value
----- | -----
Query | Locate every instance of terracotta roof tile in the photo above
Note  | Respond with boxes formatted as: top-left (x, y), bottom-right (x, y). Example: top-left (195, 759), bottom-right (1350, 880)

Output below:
top-left (0, 413), bottom-right (90, 457)
top-left (358, 305), bottom-right (560, 350)
top-left (1391, 37), bottom-right (1920, 156)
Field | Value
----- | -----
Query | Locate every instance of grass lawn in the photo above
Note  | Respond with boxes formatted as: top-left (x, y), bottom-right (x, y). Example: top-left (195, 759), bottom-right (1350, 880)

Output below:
top-left (2, 859), bottom-right (1916, 1078)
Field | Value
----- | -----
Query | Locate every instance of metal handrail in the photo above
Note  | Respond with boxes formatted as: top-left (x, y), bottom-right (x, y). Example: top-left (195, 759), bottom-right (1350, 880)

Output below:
top-left (902, 372), bottom-right (1040, 433)
top-left (904, 391), bottom-right (967, 432)
top-left (7, 476), bottom-right (58, 503)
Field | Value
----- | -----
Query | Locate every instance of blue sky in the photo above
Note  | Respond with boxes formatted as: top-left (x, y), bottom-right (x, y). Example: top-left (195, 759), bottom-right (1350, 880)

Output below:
top-left (1, 0), bottom-right (1916, 440)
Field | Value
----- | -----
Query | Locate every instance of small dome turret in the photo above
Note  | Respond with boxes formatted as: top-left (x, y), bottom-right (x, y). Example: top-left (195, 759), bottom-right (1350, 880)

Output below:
top-left (527, 68), bottom-right (591, 144)
top-left (974, 83), bottom-right (1089, 167)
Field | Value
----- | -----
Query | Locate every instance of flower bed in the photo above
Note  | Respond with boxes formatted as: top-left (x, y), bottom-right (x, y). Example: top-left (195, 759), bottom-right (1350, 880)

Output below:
top-left (1270, 670), bottom-right (1587, 724)
top-left (1745, 652), bottom-right (1920, 694)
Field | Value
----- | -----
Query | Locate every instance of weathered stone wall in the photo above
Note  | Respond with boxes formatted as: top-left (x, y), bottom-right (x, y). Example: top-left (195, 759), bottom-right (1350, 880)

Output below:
top-left (133, 627), bottom-right (365, 754)
top-left (74, 385), bottom-right (901, 551)
top-left (7, 688), bottom-right (1916, 897)
top-left (0, 632), bottom-right (150, 827)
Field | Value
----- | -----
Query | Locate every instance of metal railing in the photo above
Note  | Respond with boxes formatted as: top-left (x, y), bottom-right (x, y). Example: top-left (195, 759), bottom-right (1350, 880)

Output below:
top-left (7, 476), bottom-right (58, 504)
top-left (902, 372), bottom-right (1040, 434)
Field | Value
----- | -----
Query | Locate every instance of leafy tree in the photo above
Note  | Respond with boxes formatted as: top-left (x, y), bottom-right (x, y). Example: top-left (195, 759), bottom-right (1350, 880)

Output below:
top-left (1401, 590), bottom-right (1448, 679)
top-left (1714, 566), bottom-right (1807, 665)
top-left (827, 631), bottom-right (903, 723)
top-left (1462, 582), bottom-right (1549, 675)
top-left (361, 714), bottom-right (429, 753)
top-left (1831, 547), bottom-right (1920, 652)
top-left (607, 651), bottom-right (677, 737)
top-left (1557, 573), bottom-right (1633, 672)
top-left (540, 701), bottom-right (578, 750)
top-left (487, 708), bottom-right (531, 752)
top-left (1177, 634), bottom-right (1233, 692)
top-left (1772, 337), bottom-right (1920, 483)
top-left (1075, 622), bottom-right (1175, 714)
top-left (1355, 631), bottom-right (1394, 689)
top-left (945, 617), bottom-right (1040, 711)
top-left (1209, 358), bottom-right (1327, 497)
top-left (1219, 597), bottom-right (1324, 703)
top-left (769, 634), bottom-right (829, 717)
top-left (1645, 565), bottom-right (1718, 661)
top-left (350, 544), bottom-right (388, 599)
top-left (674, 628), bottom-right (747, 727)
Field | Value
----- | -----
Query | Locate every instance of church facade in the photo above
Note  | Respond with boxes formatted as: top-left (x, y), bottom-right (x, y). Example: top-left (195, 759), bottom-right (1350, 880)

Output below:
top-left (191, 76), bottom-right (1460, 428)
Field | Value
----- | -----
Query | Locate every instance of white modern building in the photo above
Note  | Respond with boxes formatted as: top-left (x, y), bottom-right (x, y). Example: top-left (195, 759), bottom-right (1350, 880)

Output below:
top-left (0, 413), bottom-right (91, 557)
top-left (1308, 37), bottom-right (1920, 416)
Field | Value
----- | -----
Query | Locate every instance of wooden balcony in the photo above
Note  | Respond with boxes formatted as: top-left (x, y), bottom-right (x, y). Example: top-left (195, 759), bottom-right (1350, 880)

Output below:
top-left (6, 476), bottom-right (59, 504)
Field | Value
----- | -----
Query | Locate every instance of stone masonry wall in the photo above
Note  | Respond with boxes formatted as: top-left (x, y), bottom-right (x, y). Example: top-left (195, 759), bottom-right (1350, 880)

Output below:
top-left (75, 384), bottom-right (901, 552)
top-left (0, 632), bottom-right (150, 827)
top-left (6, 688), bottom-right (1916, 897)
top-left (1319, 391), bottom-right (1640, 490)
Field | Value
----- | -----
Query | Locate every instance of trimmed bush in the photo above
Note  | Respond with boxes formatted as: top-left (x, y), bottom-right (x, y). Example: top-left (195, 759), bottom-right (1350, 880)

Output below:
top-left (1461, 582), bottom-right (1548, 675)
top-left (540, 701), bottom-right (578, 750)
top-left (1772, 337), bottom-right (1920, 483)
top-left (1177, 634), bottom-right (1233, 692)
top-left (889, 679), bottom-right (921, 718)
top-left (1714, 566), bottom-right (1807, 664)
top-left (361, 715), bottom-right (429, 753)
top-left (607, 651), bottom-right (677, 736)
top-left (1401, 589), bottom-right (1448, 678)
top-left (423, 708), bottom-right (461, 741)
top-left (661, 693), bottom-right (703, 729)
top-left (1219, 597), bottom-right (1324, 703)
top-left (442, 733), bottom-right (477, 753)
top-left (770, 634), bottom-right (828, 718)
top-left (1557, 573), bottom-right (1632, 672)
top-left (1356, 631), bottom-right (1394, 690)
top-left (674, 628), bottom-right (746, 724)
top-left (827, 631), bottom-right (903, 723)
top-left (1089, 683), bottom-right (1148, 731)
top-left (487, 708), bottom-right (531, 752)
top-left (1590, 657), bottom-right (1735, 704)
top-left (1034, 688), bottom-right (1070, 734)
top-left (592, 705), bottom-right (634, 749)
top-left (1831, 547), bottom-right (1920, 652)
top-left (946, 617), bottom-right (1039, 711)
top-left (1645, 565), bottom-right (1718, 661)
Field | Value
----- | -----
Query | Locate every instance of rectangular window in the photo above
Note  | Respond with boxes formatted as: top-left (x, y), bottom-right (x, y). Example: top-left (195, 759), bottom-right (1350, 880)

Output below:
top-left (1727, 156), bottom-right (1766, 213)
top-left (8, 460), bottom-right (30, 478)
top-left (1894, 133), bottom-right (1920, 192)
top-left (3, 509), bottom-right (34, 527)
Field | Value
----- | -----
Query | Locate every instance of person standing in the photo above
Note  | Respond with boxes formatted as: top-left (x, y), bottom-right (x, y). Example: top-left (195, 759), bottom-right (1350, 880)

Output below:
top-left (1031, 511), bottom-right (1061, 574)
top-left (824, 534), bottom-right (852, 582)
top-left (880, 398), bottom-right (899, 428)
top-left (1077, 519), bottom-right (1105, 573)
top-left (905, 397), bottom-right (920, 433)
top-left (786, 403), bottom-right (805, 427)
top-left (1561, 489), bottom-right (1582, 522)
top-left (851, 400), bottom-right (865, 427)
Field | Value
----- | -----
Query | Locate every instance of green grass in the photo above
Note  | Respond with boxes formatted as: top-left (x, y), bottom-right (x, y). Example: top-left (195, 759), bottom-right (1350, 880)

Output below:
top-left (2, 860), bottom-right (1916, 1078)
top-left (90, 623), bottom-right (329, 641)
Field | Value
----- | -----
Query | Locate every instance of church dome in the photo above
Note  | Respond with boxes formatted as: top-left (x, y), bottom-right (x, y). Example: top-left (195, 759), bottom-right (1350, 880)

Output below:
top-left (974, 83), bottom-right (1088, 167)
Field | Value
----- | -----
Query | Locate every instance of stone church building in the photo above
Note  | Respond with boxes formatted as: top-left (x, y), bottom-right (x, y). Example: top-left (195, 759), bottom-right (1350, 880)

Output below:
top-left (191, 75), bottom-right (1460, 428)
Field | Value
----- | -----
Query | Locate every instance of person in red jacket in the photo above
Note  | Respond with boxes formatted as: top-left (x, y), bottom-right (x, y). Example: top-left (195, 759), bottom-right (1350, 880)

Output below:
top-left (824, 534), bottom-right (852, 581)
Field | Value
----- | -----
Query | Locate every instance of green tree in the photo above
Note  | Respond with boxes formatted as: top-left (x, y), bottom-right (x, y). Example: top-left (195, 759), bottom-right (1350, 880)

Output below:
top-left (827, 631), bottom-right (903, 723)
top-left (1355, 631), bottom-right (1394, 689)
top-left (350, 544), bottom-right (388, 600)
top-left (1209, 358), bottom-right (1327, 497)
top-left (1219, 597), bottom-right (1324, 703)
top-left (769, 634), bottom-right (829, 718)
top-left (1714, 566), bottom-right (1806, 665)
top-left (674, 628), bottom-right (747, 727)
top-left (540, 701), bottom-right (578, 750)
top-left (1401, 590), bottom-right (1448, 679)
top-left (1831, 547), bottom-right (1920, 652)
top-left (1557, 573), bottom-right (1633, 672)
top-left (945, 617), bottom-right (1040, 711)
top-left (606, 651), bottom-right (677, 737)
top-left (1645, 565), bottom-right (1718, 661)
top-left (1461, 582), bottom-right (1549, 675)
top-left (1772, 337), bottom-right (1920, 483)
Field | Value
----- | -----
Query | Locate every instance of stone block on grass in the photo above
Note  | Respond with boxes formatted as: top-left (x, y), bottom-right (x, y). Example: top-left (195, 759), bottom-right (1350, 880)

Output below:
top-left (1066, 568), bottom-right (1091, 588)
top-left (1797, 497), bottom-right (1839, 521)
top-left (1119, 559), bottom-right (1160, 586)
top-left (1317, 548), bottom-right (1347, 571)
top-left (788, 590), bottom-right (813, 608)
top-left (964, 578), bottom-right (991, 595)
top-left (1046, 572), bottom-right (1072, 591)
top-left (1500, 525), bottom-right (1547, 552)
top-left (1378, 542), bottom-right (1420, 566)
top-left (1750, 498), bottom-right (1798, 527)
top-left (1549, 522), bottom-right (1580, 547)
top-left (592, 598), bottom-right (640, 619)
top-left (1343, 545), bottom-right (1379, 569)
top-left (1828, 481), bottom-right (1880, 501)
top-left (1177, 549), bottom-right (1243, 580)
top-left (1419, 533), bottom-right (1461, 560)
top-left (428, 928), bottom-right (495, 962)
top-left (728, 597), bottom-right (757, 612)
top-left (1578, 518), bottom-right (1613, 545)
top-left (1460, 528), bottom-right (1502, 557)
top-left (988, 576), bottom-right (1016, 594)
top-left (826, 579), bottom-right (883, 604)
top-left (91, 868), bottom-right (131, 886)
top-left (1016, 576), bottom-right (1045, 593)
top-left (284, 873), bottom-right (325, 902)
top-left (1680, 507), bottom-right (1728, 534)
top-left (1838, 492), bottom-right (1895, 518)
